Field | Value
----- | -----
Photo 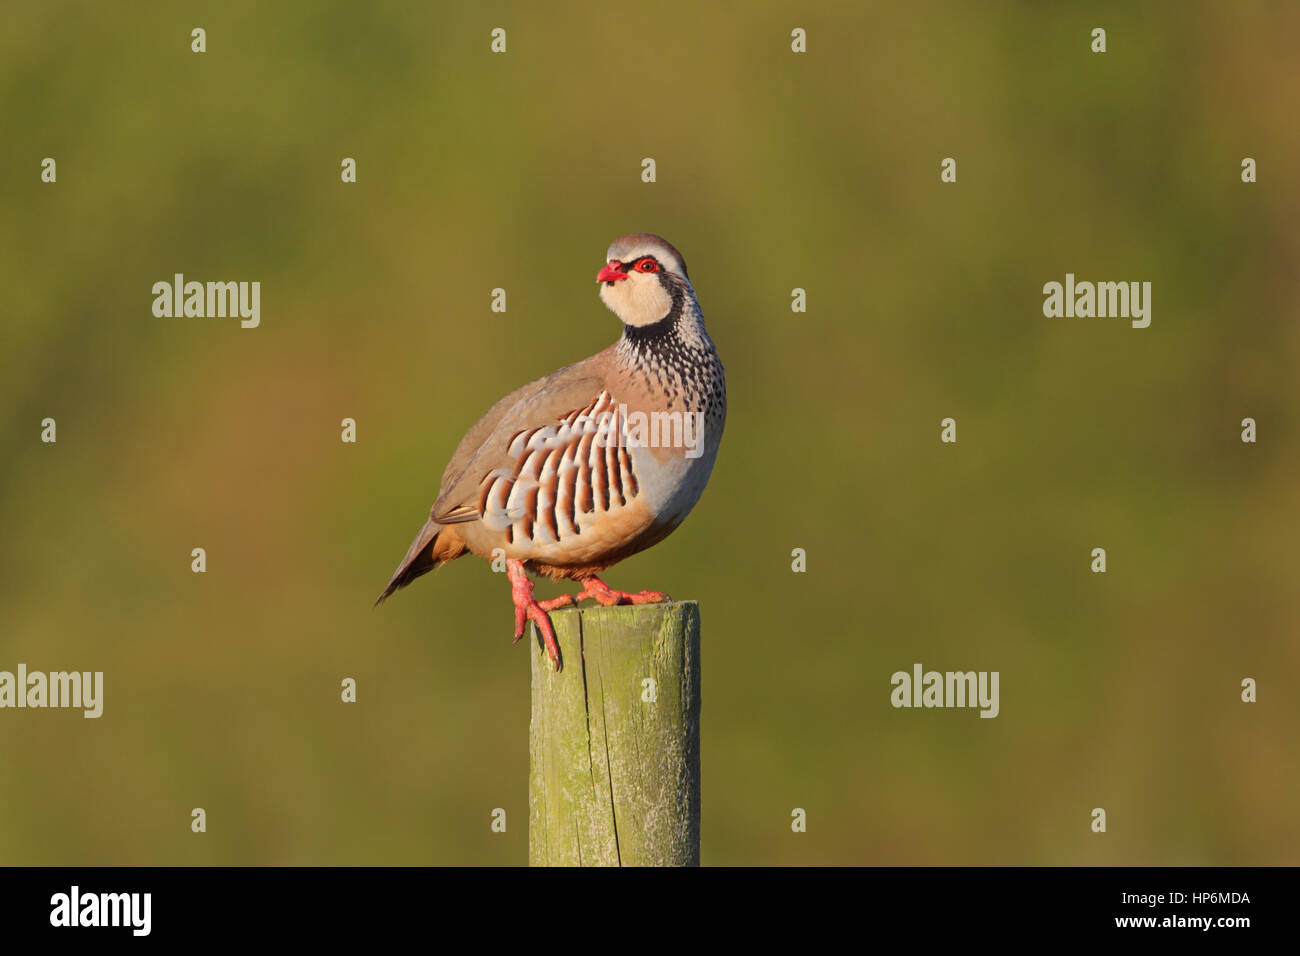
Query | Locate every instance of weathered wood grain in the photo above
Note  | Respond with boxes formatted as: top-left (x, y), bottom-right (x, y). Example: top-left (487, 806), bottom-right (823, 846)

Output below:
top-left (528, 602), bottom-right (701, 866)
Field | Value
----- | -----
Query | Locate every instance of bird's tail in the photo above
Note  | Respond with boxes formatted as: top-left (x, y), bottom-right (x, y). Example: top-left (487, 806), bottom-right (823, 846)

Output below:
top-left (375, 518), bottom-right (465, 605)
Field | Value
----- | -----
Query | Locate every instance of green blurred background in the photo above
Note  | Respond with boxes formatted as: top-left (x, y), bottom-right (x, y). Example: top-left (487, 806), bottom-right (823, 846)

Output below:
top-left (2, 1), bottom-right (1297, 865)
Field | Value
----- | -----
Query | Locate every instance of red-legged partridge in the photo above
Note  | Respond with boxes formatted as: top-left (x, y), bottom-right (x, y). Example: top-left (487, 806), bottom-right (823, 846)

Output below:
top-left (378, 234), bottom-right (726, 668)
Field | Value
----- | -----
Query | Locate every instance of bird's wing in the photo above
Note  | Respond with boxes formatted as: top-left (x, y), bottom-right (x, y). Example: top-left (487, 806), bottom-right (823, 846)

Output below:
top-left (430, 359), bottom-right (609, 525)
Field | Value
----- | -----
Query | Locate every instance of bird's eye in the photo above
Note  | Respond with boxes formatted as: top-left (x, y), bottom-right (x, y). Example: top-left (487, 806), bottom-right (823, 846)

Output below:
top-left (635, 258), bottom-right (659, 273)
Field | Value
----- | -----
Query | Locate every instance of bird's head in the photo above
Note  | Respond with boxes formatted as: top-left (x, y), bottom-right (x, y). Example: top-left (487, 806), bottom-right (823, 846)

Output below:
top-left (597, 233), bottom-right (692, 327)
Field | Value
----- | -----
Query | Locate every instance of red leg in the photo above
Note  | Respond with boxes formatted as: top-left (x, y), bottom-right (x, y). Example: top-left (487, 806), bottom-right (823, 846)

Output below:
top-left (538, 575), bottom-right (669, 611)
top-left (536, 592), bottom-right (579, 612)
top-left (581, 576), bottom-right (669, 606)
top-left (507, 559), bottom-right (561, 669)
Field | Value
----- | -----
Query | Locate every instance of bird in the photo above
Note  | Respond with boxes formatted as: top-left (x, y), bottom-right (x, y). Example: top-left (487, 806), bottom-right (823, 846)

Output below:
top-left (377, 233), bottom-right (726, 669)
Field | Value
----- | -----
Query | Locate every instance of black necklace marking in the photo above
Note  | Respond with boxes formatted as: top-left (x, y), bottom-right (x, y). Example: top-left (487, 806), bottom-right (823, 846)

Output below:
top-left (620, 281), bottom-right (685, 347)
top-left (617, 279), bottom-right (722, 414)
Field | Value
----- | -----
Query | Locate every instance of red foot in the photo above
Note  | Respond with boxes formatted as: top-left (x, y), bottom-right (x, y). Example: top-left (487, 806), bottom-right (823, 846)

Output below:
top-left (537, 575), bottom-right (669, 611)
top-left (507, 559), bottom-right (562, 669)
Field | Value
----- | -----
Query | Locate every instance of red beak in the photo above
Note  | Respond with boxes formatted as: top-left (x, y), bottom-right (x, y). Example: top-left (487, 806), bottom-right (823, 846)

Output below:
top-left (597, 261), bottom-right (627, 283)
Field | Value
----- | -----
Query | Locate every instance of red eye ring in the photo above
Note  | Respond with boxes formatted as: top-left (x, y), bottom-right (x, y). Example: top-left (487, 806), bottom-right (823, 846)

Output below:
top-left (634, 258), bottom-right (659, 273)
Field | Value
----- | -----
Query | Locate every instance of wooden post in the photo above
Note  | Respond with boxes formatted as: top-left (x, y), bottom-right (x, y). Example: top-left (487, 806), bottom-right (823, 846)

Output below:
top-left (528, 601), bottom-right (701, 866)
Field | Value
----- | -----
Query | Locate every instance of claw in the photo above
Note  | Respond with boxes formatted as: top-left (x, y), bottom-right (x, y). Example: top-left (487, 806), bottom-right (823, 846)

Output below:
top-left (506, 566), bottom-right (670, 669)
top-left (541, 575), bottom-right (670, 610)
top-left (582, 576), bottom-right (669, 607)
top-left (507, 559), bottom-right (562, 669)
